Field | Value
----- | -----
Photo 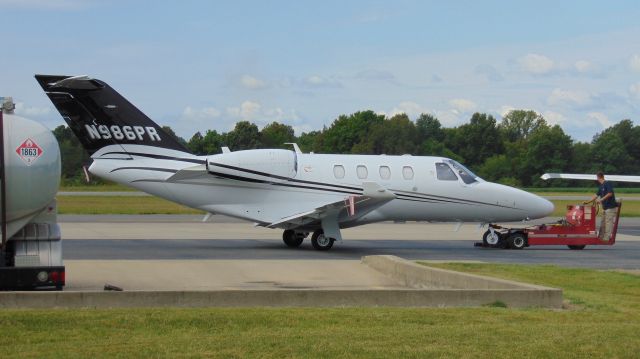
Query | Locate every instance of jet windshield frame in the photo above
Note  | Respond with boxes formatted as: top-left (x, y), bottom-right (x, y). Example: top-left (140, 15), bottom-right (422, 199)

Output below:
top-left (444, 159), bottom-right (482, 185)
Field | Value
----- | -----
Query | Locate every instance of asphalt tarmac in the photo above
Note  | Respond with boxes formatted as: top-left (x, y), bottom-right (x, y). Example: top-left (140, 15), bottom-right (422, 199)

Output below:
top-left (60, 215), bottom-right (640, 269)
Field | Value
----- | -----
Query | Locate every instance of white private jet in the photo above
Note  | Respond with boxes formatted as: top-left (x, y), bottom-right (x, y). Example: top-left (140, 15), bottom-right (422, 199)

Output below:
top-left (542, 173), bottom-right (640, 183)
top-left (36, 75), bottom-right (554, 250)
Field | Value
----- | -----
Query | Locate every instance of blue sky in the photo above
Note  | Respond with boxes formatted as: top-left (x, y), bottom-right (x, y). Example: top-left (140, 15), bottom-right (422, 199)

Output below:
top-left (2, 0), bottom-right (639, 142)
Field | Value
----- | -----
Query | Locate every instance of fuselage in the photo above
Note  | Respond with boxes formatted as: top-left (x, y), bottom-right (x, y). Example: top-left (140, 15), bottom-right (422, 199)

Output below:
top-left (88, 144), bottom-right (554, 228)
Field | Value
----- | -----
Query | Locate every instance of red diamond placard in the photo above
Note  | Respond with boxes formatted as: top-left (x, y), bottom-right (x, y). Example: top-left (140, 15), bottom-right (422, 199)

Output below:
top-left (15, 138), bottom-right (44, 166)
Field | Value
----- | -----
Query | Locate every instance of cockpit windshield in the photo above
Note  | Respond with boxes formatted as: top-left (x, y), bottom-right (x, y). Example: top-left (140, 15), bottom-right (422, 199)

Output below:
top-left (444, 159), bottom-right (481, 184)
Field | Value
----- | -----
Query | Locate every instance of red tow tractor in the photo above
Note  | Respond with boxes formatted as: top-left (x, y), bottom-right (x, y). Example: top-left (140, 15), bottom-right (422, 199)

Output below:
top-left (477, 202), bottom-right (622, 250)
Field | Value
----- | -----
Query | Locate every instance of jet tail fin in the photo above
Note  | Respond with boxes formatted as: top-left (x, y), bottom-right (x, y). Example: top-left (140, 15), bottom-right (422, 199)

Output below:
top-left (35, 74), bottom-right (191, 156)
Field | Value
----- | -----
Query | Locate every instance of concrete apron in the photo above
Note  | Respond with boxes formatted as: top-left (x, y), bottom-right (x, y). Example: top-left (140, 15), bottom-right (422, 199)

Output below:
top-left (0, 256), bottom-right (562, 309)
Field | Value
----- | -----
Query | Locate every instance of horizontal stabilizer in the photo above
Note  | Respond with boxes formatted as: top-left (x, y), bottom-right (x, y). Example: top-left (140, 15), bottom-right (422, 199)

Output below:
top-left (166, 164), bottom-right (207, 182)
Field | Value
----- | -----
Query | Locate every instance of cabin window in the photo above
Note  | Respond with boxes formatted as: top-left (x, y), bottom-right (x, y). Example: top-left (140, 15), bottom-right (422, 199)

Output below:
top-left (436, 163), bottom-right (458, 181)
top-left (356, 165), bottom-right (368, 179)
top-left (333, 165), bottom-right (345, 179)
top-left (379, 166), bottom-right (391, 180)
top-left (446, 159), bottom-right (479, 184)
top-left (402, 166), bottom-right (414, 180)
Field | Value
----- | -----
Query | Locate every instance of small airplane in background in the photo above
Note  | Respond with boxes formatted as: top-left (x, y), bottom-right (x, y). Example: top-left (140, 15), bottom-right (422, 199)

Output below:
top-left (542, 173), bottom-right (640, 183)
top-left (36, 74), bottom-right (554, 251)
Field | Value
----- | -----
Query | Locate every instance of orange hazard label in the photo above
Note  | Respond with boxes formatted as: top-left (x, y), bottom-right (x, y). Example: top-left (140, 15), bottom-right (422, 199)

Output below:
top-left (15, 138), bottom-right (43, 165)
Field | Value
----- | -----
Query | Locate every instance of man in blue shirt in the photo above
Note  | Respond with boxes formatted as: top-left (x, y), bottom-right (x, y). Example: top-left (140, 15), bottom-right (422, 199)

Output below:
top-left (585, 172), bottom-right (618, 241)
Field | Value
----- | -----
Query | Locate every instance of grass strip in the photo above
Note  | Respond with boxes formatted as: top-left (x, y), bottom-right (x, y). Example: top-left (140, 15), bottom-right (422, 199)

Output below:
top-left (1, 265), bottom-right (638, 358)
top-left (57, 196), bottom-right (203, 215)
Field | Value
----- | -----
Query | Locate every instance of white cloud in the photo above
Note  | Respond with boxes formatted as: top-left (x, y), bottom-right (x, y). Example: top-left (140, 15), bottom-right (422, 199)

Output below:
top-left (449, 98), bottom-right (477, 113)
top-left (384, 101), bottom-right (431, 118)
top-left (629, 54), bottom-right (640, 72)
top-left (226, 100), bottom-right (261, 121)
top-left (630, 82), bottom-right (640, 100)
top-left (518, 53), bottom-right (554, 75)
top-left (542, 111), bottom-right (567, 126)
top-left (474, 64), bottom-right (503, 82)
top-left (181, 106), bottom-right (221, 120)
top-left (178, 100), bottom-right (301, 136)
top-left (355, 69), bottom-right (395, 81)
top-left (547, 88), bottom-right (592, 107)
top-left (586, 112), bottom-right (612, 128)
top-left (225, 100), bottom-right (300, 127)
top-left (434, 110), bottom-right (465, 127)
top-left (574, 60), bottom-right (592, 73)
top-left (542, 111), bottom-right (611, 130)
top-left (303, 75), bottom-right (342, 88)
top-left (497, 105), bottom-right (516, 117)
top-left (240, 75), bottom-right (266, 90)
top-left (177, 106), bottom-right (223, 135)
top-left (14, 102), bottom-right (52, 117)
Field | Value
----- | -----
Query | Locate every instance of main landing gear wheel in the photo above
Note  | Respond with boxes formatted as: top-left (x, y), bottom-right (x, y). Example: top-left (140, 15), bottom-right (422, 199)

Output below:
top-left (507, 232), bottom-right (527, 249)
top-left (568, 245), bottom-right (586, 250)
top-left (482, 229), bottom-right (501, 246)
top-left (311, 230), bottom-right (335, 251)
top-left (282, 229), bottom-right (304, 248)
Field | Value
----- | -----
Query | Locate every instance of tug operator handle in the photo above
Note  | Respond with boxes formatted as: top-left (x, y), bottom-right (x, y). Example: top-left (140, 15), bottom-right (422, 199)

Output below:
top-left (583, 197), bottom-right (601, 216)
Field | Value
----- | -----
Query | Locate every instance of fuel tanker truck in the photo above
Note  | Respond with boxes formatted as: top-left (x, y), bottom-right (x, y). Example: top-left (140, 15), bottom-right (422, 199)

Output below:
top-left (0, 97), bottom-right (64, 290)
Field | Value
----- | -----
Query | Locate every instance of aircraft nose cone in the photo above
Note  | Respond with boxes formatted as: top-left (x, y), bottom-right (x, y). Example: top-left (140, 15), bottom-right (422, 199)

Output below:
top-left (526, 193), bottom-right (555, 219)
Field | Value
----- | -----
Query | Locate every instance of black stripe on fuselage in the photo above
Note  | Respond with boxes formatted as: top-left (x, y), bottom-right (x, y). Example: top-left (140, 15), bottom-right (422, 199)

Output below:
top-left (208, 161), bottom-right (362, 191)
top-left (110, 167), bottom-right (178, 173)
top-left (207, 170), bottom-right (361, 195)
top-left (394, 193), bottom-right (478, 206)
top-left (392, 189), bottom-right (518, 210)
top-left (101, 151), bottom-right (206, 164)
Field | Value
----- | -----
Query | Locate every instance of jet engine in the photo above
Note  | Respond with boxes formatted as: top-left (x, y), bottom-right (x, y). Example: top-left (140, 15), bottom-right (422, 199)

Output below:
top-left (207, 149), bottom-right (297, 180)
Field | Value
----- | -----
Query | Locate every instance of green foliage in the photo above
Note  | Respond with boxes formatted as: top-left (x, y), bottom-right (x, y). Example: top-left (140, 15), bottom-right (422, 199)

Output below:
top-left (352, 113), bottom-right (418, 154)
top-left (297, 130), bottom-right (322, 153)
top-left (477, 154), bottom-right (521, 186)
top-left (320, 110), bottom-right (384, 153)
top-left (259, 122), bottom-right (295, 149)
top-left (523, 124), bottom-right (573, 186)
top-left (499, 110), bottom-right (546, 142)
top-left (444, 113), bottom-right (502, 167)
top-left (225, 121), bottom-right (260, 150)
top-left (591, 130), bottom-right (633, 174)
top-left (161, 125), bottom-right (188, 147)
top-left (416, 113), bottom-right (444, 142)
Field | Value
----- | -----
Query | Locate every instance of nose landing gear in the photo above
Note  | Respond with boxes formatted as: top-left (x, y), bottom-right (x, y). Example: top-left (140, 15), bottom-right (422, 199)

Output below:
top-left (479, 225), bottom-right (527, 249)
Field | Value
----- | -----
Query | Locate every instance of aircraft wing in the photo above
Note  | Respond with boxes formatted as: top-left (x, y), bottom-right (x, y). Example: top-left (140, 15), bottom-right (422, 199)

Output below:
top-left (542, 173), bottom-right (640, 183)
top-left (266, 182), bottom-right (396, 229)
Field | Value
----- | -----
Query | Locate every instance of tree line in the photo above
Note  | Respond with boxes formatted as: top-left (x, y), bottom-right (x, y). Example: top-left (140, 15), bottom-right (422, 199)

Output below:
top-left (53, 109), bottom-right (639, 187)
